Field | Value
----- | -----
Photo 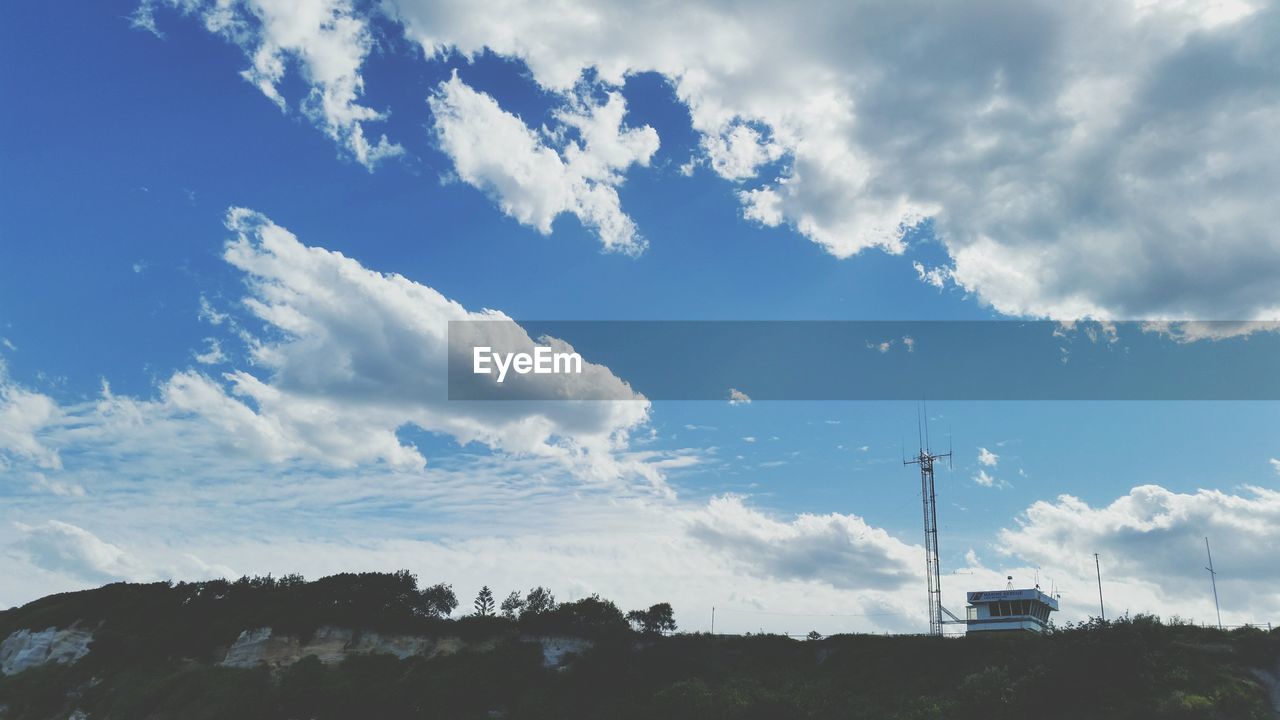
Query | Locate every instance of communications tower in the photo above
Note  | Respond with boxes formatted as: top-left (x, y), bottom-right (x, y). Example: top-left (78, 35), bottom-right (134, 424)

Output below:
top-left (904, 411), bottom-right (952, 636)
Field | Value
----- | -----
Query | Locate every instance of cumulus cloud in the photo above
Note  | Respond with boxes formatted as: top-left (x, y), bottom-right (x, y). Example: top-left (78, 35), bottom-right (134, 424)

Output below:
top-left (428, 74), bottom-right (658, 254)
top-left (137, 0), bottom-right (402, 169)
top-left (978, 447), bottom-right (999, 467)
top-left (383, 0), bottom-right (1280, 321)
top-left (0, 364), bottom-right (62, 470)
top-left (727, 388), bottom-right (751, 405)
top-left (973, 469), bottom-right (1004, 489)
top-left (193, 208), bottom-right (652, 478)
top-left (11, 520), bottom-right (149, 584)
top-left (912, 262), bottom-right (951, 289)
top-left (1271, 458), bottom-right (1280, 475)
top-left (0, 459), bottom-right (930, 634)
top-left (149, 0), bottom-right (1280, 320)
top-left (9, 520), bottom-right (236, 586)
top-left (1, 210), bottom-right (655, 486)
top-left (998, 484), bottom-right (1280, 623)
top-left (685, 495), bottom-right (920, 590)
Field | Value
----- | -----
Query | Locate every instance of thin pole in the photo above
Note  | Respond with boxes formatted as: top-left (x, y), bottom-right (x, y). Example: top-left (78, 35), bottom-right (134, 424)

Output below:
top-left (711, 606), bottom-right (716, 634)
top-left (1205, 537), bottom-right (1222, 631)
top-left (1094, 553), bottom-right (1105, 621)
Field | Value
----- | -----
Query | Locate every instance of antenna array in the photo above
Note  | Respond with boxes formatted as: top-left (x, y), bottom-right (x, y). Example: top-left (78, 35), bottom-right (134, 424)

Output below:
top-left (904, 403), bottom-right (952, 636)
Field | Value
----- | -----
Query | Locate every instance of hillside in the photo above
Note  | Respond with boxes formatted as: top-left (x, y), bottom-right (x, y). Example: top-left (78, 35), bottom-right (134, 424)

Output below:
top-left (2, 572), bottom-right (1277, 720)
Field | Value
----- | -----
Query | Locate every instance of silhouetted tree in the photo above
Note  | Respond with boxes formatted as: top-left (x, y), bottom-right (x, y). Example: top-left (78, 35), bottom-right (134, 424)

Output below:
top-left (806, 630), bottom-right (822, 641)
top-left (418, 583), bottom-right (458, 618)
top-left (473, 586), bottom-right (495, 617)
top-left (500, 591), bottom-right (525, 619)
top-left (626, 602), bottom-right (677, 635)
top-left (524, 586), bottom-right (556, 615)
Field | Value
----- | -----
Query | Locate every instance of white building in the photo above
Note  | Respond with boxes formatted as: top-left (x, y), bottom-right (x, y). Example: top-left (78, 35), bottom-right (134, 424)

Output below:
top-left (965, 587), bottom-right (1059, 634)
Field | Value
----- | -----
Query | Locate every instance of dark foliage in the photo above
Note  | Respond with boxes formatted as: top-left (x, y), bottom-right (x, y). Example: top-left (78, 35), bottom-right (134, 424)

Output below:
top-left (2, 580), bottom-right (1276, 720)
top-left (627, 602), bottom-right (678, 635)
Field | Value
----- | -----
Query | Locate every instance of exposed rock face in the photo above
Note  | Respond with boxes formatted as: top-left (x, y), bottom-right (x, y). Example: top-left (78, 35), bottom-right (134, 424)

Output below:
top-left (0, 627), bottom-right (94, 676)
top-left (219, 627), bottom-right (592, 670)
top-left (221, 626), bottom-right (457, 668)
top-left (533, 636), bottom-right (592, 668)
top-left (1248, 661), bottom-right (1280, 717)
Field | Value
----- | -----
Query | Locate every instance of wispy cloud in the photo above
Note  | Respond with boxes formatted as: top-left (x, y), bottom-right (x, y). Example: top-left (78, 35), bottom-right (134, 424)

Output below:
top-left (978, 447), bottom-right (999, 467)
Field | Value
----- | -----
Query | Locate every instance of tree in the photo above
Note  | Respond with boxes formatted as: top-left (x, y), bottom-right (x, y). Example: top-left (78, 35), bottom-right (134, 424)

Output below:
top-left (555, 595), bottom-right (628, 633)
top-left (806, 630), bottom-right (822, 641)
top-left (524, 586), bottom-right (557, 615)
top-left (473, 586), bottom-right (495, 617)
top-left (626, 602), bottom-right (677, 635)
top-left (500, 591), bottom-right (525, 619)
top-left (418, 583), bottom-right (458, 618)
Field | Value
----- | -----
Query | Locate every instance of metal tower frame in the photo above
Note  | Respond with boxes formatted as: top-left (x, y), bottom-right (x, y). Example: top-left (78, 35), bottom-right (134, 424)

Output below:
top-left (1205, 537), bottom-right (1222, 630)
top-left (905, 414), bottom-right (951, 636)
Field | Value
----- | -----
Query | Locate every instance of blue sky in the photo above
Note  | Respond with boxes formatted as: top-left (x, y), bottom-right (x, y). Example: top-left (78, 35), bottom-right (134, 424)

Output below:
top-left (2, 0), bottom-right (1279, 633)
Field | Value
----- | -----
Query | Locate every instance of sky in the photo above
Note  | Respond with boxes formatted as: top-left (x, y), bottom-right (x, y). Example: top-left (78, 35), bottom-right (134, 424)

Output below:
top-left (1, 0), bottom-right (1279, 635)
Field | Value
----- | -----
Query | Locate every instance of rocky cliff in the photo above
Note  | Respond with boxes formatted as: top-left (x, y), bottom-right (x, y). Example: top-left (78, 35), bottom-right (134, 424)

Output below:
top-left (0, 627), bottom-right (93, 676)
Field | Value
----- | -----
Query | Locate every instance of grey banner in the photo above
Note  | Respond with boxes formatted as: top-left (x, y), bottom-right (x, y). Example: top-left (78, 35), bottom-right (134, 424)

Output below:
top-left (447, 320), bottom-right (1280, 400)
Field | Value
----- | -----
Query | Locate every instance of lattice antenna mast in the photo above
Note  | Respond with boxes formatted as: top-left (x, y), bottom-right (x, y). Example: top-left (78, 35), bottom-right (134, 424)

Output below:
top-left (905, 403), bottom-right (951, 636)
top-left (1205, 537), bottom-right (1222, 630)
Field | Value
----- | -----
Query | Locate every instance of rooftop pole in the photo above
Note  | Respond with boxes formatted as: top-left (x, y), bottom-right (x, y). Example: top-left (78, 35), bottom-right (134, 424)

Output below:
top-left (1205, 537), bottom-right (1222, 630)
top-left (1093, 553), bottom-right (1105, 622)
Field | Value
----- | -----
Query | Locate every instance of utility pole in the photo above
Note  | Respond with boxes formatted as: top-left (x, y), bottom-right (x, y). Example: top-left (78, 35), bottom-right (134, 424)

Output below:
top-left (711, 606), bottom-right (716, 635)
top-left (905, 405), bottom-right (951, 636)
top-left (1205, 537), bottom-right (1222, 630)
top-left (1094, 553), bottom-right (1105, 622)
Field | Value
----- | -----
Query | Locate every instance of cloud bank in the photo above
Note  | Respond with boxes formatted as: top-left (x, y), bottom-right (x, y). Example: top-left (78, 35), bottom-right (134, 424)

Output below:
top-left (143, 0), bottom-right (1280, 322)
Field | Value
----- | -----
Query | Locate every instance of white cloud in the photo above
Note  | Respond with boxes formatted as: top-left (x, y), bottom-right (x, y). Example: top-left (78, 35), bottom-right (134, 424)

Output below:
top-left (30, 473), bottom-right (86, 498)
top-left (727, 388), bottom-right (751, 405)
top-left (685, 495), bottom-right (920, 591)
top-left (202, 208), bottom-right (652, 478)
top-left (383, 0), bottom-right (1280, 321)
top-left (703, 123), bottom-right (782, 180)
top-left (9, 520), bottom-right (235, 587)
top-left (1271, 458), bottom-right (1280, 475)
top-left (428, 74), bottom-right (658, 254)
top-left (11, 520), bottom-right (150, 584)
top-left (193, 338), bottom-right (226, 365)
top-left (138, 0), bottom-right (402, 169)
top-left (1, 210), bottom-right (655, 485)
top-left (148, 0), bottom-right (1280, 320)
top-left (198, 295), bottom-right (228, 325)
top-left (978, 447), bottom-right (999, 467)
top-left (0, 465), bottom-right (932, 634)
top-left (998, 484), bottom-right (1280, 624)
top-left (0, 364), bottom-right (62, 471)
top-left (912, 261), bottom-right (951, 289)
top-left (973, 469), bottom-right (998, 488)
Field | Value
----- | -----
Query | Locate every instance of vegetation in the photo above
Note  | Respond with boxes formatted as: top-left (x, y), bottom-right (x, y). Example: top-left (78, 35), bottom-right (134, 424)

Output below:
top-left (472, 586), bottom-right (495, 617)
top-left (1, 574), bottom-right (1276, 720)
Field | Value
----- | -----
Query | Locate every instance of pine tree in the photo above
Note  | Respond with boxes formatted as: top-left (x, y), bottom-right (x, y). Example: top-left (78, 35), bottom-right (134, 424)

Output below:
top-left (473, 585), bottom-right (495, 617)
